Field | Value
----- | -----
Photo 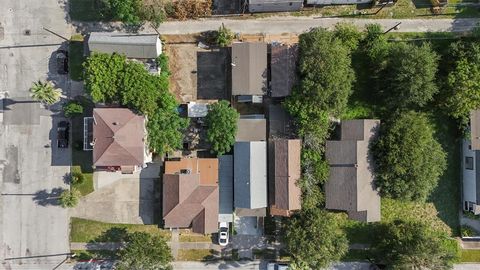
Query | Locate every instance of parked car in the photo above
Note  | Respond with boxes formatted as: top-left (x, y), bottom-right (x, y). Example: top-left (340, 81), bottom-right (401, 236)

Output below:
top-left (267, 262), bottom-right (289, 270)
top-left (218, 222), bottom-right (229, 246)
top-left (56, 50), bottom-right (68, 74)
top-left (57, 121), bottom-right (70, 148)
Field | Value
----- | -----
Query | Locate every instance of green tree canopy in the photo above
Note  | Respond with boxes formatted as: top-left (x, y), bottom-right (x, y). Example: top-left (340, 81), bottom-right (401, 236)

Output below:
top-left (444, 42), bottom-right (480, 127)
top-left (101, 0), bottom-right (142, 25)
top-left (59, 188), bottom-right (81, 208)
top-left (83, 53), bottom-right (126, 103)
top-left (205, 100), bottom-right (239, 156)
top-left (371, 220), bottom-right (459, 269)
top-left (30, 80), bottom-right (61, 105)
top-left (63, 100), bottom-right (84, 118)
top-left (373, 111), bottom-right (446, 202)
top-left (382, 42), bottom-right (439, 109)
top-left (333, 22), bottom-right (362, 51)
top-left (117, 232), bottom-right (172, 270)
top-left (122, 61), bottom-right (162, 116)
top-left (293, 27), bottom-right (355, 117)
top-left (285, 209), bottom-right (348, 269)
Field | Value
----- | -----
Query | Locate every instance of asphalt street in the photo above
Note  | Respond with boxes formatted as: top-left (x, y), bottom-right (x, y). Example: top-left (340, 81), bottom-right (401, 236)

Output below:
top-left (153, 17), bottom-right (480, 35)
top-left (0, 0), bottom-right (73, 269)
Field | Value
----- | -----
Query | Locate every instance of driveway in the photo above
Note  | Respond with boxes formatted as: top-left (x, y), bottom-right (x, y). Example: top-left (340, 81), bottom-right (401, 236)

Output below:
top-left (0, 0), bottom-right (73, 268)
top-left (70, 163), bottom-right (161, 224)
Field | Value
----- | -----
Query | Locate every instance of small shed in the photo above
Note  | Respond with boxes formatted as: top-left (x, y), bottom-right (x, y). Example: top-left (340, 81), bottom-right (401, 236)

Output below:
top-left (248, 0), bottom-right (304, 13)
top-left (88, 32), bottom-right (162, 59)
top-left (187, 102), bottom-right (209, 118)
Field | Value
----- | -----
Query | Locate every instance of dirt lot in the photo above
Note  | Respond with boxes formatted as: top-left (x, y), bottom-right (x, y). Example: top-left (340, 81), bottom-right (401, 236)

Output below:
top-left (166, 43), bottom-right (230, 102)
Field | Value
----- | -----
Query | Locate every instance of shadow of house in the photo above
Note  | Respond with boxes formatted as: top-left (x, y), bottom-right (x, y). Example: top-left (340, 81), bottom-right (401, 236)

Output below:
top-left (197, 49), bottom-right (230, 100)
top-left (32, 187), bottom-right (65, 206)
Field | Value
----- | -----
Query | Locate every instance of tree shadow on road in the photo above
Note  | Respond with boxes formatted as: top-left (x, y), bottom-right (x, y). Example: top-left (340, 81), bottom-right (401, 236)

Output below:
top-left (32, 187), bottom-right (65, 206)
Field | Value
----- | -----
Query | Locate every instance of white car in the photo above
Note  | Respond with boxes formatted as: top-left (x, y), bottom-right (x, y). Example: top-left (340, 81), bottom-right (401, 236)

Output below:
top-left (218, 222), bottom-right (229, 246)
top-left (267, 262), bottom-right (289, 270)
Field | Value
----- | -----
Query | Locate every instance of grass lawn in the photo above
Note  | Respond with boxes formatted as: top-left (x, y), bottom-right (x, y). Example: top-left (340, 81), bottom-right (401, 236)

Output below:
top-left (71, 249), bottom-right (117, 260)
top-left (69, 0), bottom-right (109, 21)
top-left (70, 217), bottom-right (171, 243)
top-left (176, 249), bottom-right (218, 261)
top-left (71, 166), bottom-right (93, 196)
top-left (178, 232), bottom-right (212, 242)
top-left (69, 40), bottom-right (85, 81)
top-left (460, 249), bottom-right (480, 262)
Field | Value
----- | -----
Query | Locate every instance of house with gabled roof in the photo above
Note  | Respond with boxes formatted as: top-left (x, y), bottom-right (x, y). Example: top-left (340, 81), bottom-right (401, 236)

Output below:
top-left (232, 42), bottom-right (267, 102)
top-left (89, 108), bottom-right (150, 173)
top-left (162, 158), bottom-right (219, 234)
top-left (325, 119), bottom-right (381, 222)
top-left (269, 138), bottom-right (301, 217)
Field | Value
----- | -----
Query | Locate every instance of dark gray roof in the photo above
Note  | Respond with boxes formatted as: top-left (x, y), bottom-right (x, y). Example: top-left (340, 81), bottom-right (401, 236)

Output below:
top-left (219, 155), bottom-right (234, 221)
top-left (270, 44), bottom-right (298, 97)
top-left (268, 104), bottom-right (294, 138)
top-left (248, 0), bottom-right (303, 13)
top-left (232, 43), bottom-right (267, 96)
top-left (234, 142), bottom-right (267, 209)
top-left (88, 32), bottom-right (161, 59)
top-left (325, 119), bottom-right (381, 222)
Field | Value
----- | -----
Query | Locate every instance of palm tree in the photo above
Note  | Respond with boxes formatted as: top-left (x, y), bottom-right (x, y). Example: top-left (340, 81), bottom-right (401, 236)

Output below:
top-left (30, 80), bottom-right (61, 105)
top-left (59, 188), bottom-right (81, 208)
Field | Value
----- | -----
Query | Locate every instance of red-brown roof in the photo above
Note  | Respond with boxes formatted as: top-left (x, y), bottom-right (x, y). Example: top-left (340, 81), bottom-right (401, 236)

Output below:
top-left (268, 139), bottom-right (301, 216)
top-left (163, 159), bottom-right (219, 234)
top-left (92, 108), bottom-right (146, 168)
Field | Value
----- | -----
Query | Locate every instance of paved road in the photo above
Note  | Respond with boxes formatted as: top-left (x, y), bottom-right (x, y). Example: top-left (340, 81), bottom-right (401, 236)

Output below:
top-left (153, 17), bottom-right (480, 35)
top-left (0, 0), bottom-right (73, 269)
top-left (172, 261), bottom-right (375, 270)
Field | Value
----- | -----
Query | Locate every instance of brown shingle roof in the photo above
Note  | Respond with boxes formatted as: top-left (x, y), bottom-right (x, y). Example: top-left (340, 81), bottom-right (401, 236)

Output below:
top-left (325, 120), bottom-right (381, 222)
top-left (92, 108), bottom-right (145, 167)
top-left (271, 44), bottom-right (298, 98)
top-left (163, 158), bottom-right (219, 234)
top-left (471, 110), bottom-right (480, 150)
top-left (269, 139), bottom-right (301, 217)
top-left (236, 118), bottom-right (267, 142)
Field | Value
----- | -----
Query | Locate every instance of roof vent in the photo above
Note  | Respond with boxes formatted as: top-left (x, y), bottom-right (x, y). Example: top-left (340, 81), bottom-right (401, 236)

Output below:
top-left (180, 169), bottom-right (191, 174)
top-left (113, 122), bottom-right (119, 125)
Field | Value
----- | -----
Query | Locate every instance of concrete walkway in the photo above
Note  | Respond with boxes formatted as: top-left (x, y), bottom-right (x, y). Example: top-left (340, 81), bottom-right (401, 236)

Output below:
top-left (171, 229), bottom-right (180, 259)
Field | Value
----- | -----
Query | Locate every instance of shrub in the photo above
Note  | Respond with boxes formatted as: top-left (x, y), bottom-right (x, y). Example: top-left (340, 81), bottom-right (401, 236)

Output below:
top-left (63, 101), bottom-right (84, 118)
top-left (215, 24), bottom-right (234, 47)
top-left (59, 188), bottom-right (81, 208)
top-left (461, 226), bottom-right (477, 237)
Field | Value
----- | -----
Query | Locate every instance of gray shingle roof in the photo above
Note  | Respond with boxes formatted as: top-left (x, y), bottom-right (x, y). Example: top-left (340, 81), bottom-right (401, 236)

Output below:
top-left (270, 44), bottom-right (298, 97)
top-left (325, 119), bottom-right (381, 222)
top-left (232, 43), bottom-right (267, 96)
top-left (234, 141), bottom-right (267, 209)
top-left (219, 155), bottom-right (234, 222)
top-left (88, 32), bottom-right (162, 59)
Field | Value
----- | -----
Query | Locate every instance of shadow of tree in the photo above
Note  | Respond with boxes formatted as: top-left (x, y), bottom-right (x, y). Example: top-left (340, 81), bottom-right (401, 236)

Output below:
top-left (32, 187), bottom-right (65, 206)
top-left (92, 227), bottom-right (129, 243)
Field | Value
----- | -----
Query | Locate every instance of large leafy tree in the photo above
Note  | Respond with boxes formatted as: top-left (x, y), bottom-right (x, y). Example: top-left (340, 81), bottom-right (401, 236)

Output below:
top-left (289, 27), bottom-right (355, 117)
top-left (147, 91), bottom-right (189, 155)
top-left (333, 22), bottom-right (362, 51)
top-left (373, 111), bottom-right (446, 202)
top-left (205, 100), bottom-right (239, 156)
top-left (444, 42), bottom-right (480, 127)
top-left (83, 53), bottom-right (127, 103)
top-left (371, 220), bottom-right (459, 269)
top-left (285, 209), bottom-right (348, 269)
top-left (382, 42), bottom-right (439, 109)
top-left (101, 0), bottom-right (142, 25)
top-left (117, 232), bottom-right (172, 270)
top-left (122, 61), bottom-right (162, 116)
top-left (30, 80), bottom-right (61, 105)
